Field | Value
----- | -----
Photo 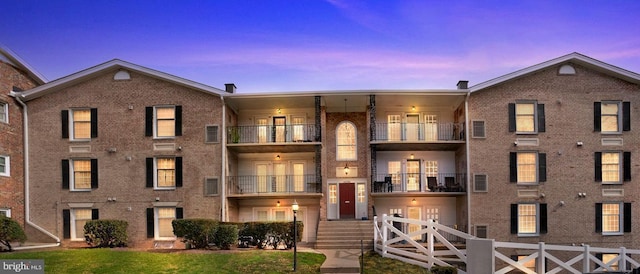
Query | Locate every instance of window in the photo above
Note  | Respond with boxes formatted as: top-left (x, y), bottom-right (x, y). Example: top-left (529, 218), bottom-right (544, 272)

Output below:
top-left (292, 116), bottom-right (306, 141)
top-left (511, 203), bottom-right (547, 236)
top-left (62, 159), bottom-right (98, 190)
top-left (595, 152), bottom-right (631, 184)
top-left (0, 102), bottom-right (7, 123)
top-left (329, 184), bottom-right (337, 204)
top-left (0, 156), bottom-right (9, 177)
top-left (145, 106), bottom-right (182, 138)
top-left (357, 183), bottom-right (365, 203)
top-left (472, 120), bottom-right (485, 138)
top-left (147, 207), bottom-right (183, 239)
top-left (473, 174), bottom-right (488, 192)
top-left (594, 101), bottom-right (630, 133)
top-left (336, 121), bottom-right (356, 161)
top-left (508, 102), bottom-right (545, 133)
top-left (475, 225), bottom-right (487, 238)
top-left (293, 163), bottom-right (305, 192)
top-left (510, 152), bottom-right (546, 184)
top-left (61, 108), bottom-right (97, 140)
top-left (63, 208), bottom-right (98, 240)
top-left (204, 177), bottom-right (219, 196)
top-left (596, 202), bottom-right (631, 235)
top-left (205, 125), bottom-right (219, 143)
top-left (513, 255), bottom-right (536, 272)
top-left (387, 115), bottom-right (401, 141)
top-left (0, 209), bottom-right (11, 218)
top-left (600, 254), bottom-right (620, 271)
top-left (146, 157), bottom-right (182, 189)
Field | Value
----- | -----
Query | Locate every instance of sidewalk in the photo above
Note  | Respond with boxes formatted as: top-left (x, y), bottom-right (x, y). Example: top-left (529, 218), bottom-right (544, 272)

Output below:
top-left (317, 249), bottom-right (362, 274)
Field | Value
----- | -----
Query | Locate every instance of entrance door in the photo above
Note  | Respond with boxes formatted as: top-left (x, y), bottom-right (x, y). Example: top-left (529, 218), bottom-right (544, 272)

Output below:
top-left (273, 116), bottom-right (286, 142)
top-left (339, 183), bottom-right (355, 219)
top-left (407, 159), bottom-right (420, 191)
top-left (406, 114), bottom-right (420, 141)
top-left (407, 207), bottom-right (422, 240)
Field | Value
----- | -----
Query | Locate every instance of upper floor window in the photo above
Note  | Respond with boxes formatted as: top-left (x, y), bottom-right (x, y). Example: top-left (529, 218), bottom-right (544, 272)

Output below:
top-left (0, 156), bottom-right (9, 177)
top-left (61, 108), bottom-right (98, 140)
top-left (336, 121), bottom-right (356, 161)
top-left (596, 202), bottom-right (631, 235)
top-left (146, 157), bottom-right (183, 189)
top-left (509, 102), bottom-right (545, 134)
top-left (594, 101), bottom-right (630, 133)
top-left (145, 105), bottom-right (182, 138)
top-left (511, 203), bottom-right (547, 236)
top-left (595, 151), bottom-right (631, 184)
top-left (62, 159), bottom-right (98, 191)
top-left (510, 152), bottom-right (546, 184)
top-left (0, 102), bottom-right (7, 123)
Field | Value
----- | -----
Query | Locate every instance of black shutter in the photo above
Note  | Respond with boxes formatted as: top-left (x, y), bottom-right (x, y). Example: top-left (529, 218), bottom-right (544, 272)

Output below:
top-left (594, 152), bottom-right (602, 182)
top-left (146, 158), bottom-right (154, 188)
top-left (92, 209), bottom-right (99, 220)
top-left (623, 152), bottom-right (631, 182)
top-left (61, 110), bottom-right (69, 139)
top-left (624, 203), bottom-right (631, 233)
top-left (623, 102), bottom-right (630, 131)
top-left (594, 102), bottom-right (601, 132)
top-left (145, 107), bottom-right (153, 137)
top-left (90, 108), bottom-right (98, 138)
top-left (146, 208), bottom-right (154, 238)
top-left (63, 209), bottom-right (70, 239)
top-left (595, 203), bottom-right (603, 233)
top-left (176, 207), bottom-right (184, 219)
top-left (540, 203), bottom-right (547, 234)
top-left (537, 104), bottom-right (545, 132)
top-left (62, 160), bottom-right (69, 189)
top-left (509, 152), bottom-right (517, 183)
top-left (510, 204), bottom-right (518, 234)
top-left (91, 159), bottom-right (98, 189)
top-left (175, 157), bottom-right (183, 187)
top-left (508, 103), bottom-right (516, 132)
top-left (538, 153), bottom-right (547, 182)
top-left (175, 105), bottom-right (182, 136)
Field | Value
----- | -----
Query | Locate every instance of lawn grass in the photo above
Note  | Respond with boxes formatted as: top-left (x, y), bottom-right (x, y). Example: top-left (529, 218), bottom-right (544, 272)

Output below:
top-left (0, 248), bottom-right (325, 274)
top-left (361, 251), bottom-right (431, 274)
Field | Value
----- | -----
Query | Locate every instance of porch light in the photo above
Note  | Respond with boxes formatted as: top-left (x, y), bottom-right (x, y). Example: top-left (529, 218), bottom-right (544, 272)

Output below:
top-left (410, 154), bottom-right (414, 159)
top-left (412, 106), bottom-right (416, 111)
top-left (344, 164), bottom-right (350, 175)
top-left (276, 154), bottom-right (281, 160)
top-left (277, 200), bottom-right (280, 207)
top-left (412, 198), bottom-right (417, 205)
top-left (277, 108), bottom-right (282, 114)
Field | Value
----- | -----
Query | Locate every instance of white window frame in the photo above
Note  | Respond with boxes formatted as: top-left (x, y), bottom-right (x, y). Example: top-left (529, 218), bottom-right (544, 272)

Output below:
top-left (0, 209), bottom-right (11, 218)
top-left (70, 108), bottom-right (92, 141)
top-left (336, 121), bottom-right (357, 161)
top-left (0, 156), bottom-right (9, 177)
top-left (602, 202), bottom-right (623, 235)
top-left (601, 152), bottom-right (622, 184)
top-left (515, 101), bottom-right (538, 134)
top-left (154, 105), bottom-right (176, 139)
top-left (154, 157), bottom-right (177, 190)
top-left (601, 101), bottom-right (622, 134)
top-left (155, 207), bottom-right (177, 240)
top-left (0, 102), bottom-right (8, 124)
top-left (517, 203), bottom-right (539, 236)
top-left (71, 208), bottom-right (92, 241)
top-left (70, 159), bottom-right (92, 191)
top-left (517, 152), bottom-right (538, 184)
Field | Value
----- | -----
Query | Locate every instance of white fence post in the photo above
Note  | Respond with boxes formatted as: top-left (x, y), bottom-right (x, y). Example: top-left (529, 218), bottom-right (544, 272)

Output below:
top-left (373, 215), bottom-right (378, 251)
top-left (620, 246), bottom-right (627, 271)
top-left (583, 244), bottom-right (590, 273)
top-left (467, 238), bottom-right (495, 274)
top-left (382, 214), bottom-right (388, 255)
top-left (538, 242), bottom-right (546, 274)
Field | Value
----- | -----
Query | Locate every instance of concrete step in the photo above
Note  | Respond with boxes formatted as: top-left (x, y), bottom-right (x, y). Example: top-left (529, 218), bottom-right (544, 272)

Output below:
top-left (316, 220), bottom-right (374, 250)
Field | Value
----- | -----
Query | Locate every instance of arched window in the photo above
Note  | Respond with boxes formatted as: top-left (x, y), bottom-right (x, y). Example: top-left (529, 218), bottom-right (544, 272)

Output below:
top-left (336, 121), bottom-right (356, 161)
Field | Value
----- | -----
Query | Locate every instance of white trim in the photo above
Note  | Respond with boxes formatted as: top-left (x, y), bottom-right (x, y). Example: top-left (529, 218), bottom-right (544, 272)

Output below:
top-left (154, 207), bottom-right (178, 240)
top-left (0, 208), bottom-right (11, 218)
top-left (0, 155), bottom-right (9, 177)
top-left (0, 44), bottom-right (47, 84)
top-left (153, 157), bottom-right (178, 190)
top-left (70, 208), bottom-right (92, 241)
top-left (0, 101), bottom-right (8, 124)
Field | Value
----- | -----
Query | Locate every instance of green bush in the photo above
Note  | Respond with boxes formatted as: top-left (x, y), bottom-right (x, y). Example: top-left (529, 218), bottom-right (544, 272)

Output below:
top-left (172, 219), bottom-right (217, 249)
top-left (430, 265), bottom-right (458, 274)
top-left (237, 221), bottom-right (302, 249)
top-left (84, 220), bottom-right (128, 248)
top-left (0, 216), bottom-right (27, 251)
top-left (213, 225), bottom-right (238, 250)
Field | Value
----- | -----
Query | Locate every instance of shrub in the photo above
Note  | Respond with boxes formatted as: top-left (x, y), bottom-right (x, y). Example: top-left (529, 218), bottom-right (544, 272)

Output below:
top-left (84, 220), bottom-right (128, 248)
top-left (213, 224), bottom-right (238, 250)
top-left (430, 265), bottom-right (458, 274)
top-left (237, 221), bottom-right (302, 249)
top-left (172, 219), bottom-right (217, 249)
top-left (0, 216), bottom-right (27, 251)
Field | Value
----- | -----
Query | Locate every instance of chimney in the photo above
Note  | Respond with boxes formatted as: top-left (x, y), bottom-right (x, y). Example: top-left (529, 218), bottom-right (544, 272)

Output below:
top-left (224, 83), bottom-right (236, 93)
top-left (456, 80), bottom-right (468, 90)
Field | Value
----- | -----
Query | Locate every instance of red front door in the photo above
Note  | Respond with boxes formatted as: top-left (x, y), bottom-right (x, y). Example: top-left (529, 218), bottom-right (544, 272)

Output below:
top-left (339, 183), bottom-right (355, 219)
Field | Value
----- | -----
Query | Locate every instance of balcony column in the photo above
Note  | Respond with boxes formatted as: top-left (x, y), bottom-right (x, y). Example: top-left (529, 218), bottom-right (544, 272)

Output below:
top-left (369, 95), bottom-right (376, 141)
top-left (315, 96), bottom-right (321, 141)
top-left (315, 145), bottom-right (321, 192)
top-left (371, 145), bottom-right (377, 188)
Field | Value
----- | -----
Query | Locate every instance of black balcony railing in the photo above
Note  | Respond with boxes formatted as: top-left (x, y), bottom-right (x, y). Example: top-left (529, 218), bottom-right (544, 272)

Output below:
top-left (227, 124), bottom-right (318, 144)
top-left (372, 173), bottom-right (466, 193)
top-left (228, 174), bottom-right (321, 195)
top-left (373, 123), bottom-right (464, 142)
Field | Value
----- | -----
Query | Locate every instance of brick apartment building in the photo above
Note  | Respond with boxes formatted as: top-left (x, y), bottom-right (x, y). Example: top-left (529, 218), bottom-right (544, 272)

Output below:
top-left (4, 48), bottom-right (640, 255)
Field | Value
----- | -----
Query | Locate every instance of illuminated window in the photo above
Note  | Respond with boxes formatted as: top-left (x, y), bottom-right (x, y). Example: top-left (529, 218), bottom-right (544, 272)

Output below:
top-left (72, 109), bottom-right (91, 139)
top-left (602, 253), bottom-right (619, 271)
top-left (602, 153), bottom-right (620, 182)
top-left (509, 101), bottom-right (544, 133)
top-left (510, 152), bottom-right (546, 184)
top-left (387, 115), bottom-right (401, 141)
top-left (62, 108), bottom-right (97, 140)
top-left (72, 209), bottom-right (92, 240)
top-left (518, 204), bottom-right (537, 234)
top-left (156, 208), bottom-right (177, 239)
top-left (336, 121), bottom-right (356, 161)
top-left (292, 116), bottom-right (305, 141)
top-left (602, 203), bottom-right (621, 234)
top-left (596, 202), bottom-right (631, 235)
top-left (62, 159), bottom-right (97, 191)
top-left (511, 203), bottom-right (547, 236)
top-left (329, 185), bottom-right (337, 204)
top-left (517, 153), bottom-right (537, 183)
top-left (145, 106), bottom-right (181, 138)
top-left (147, 157), bottom-right (182, 189)
top-left (357, 184), bottom-right (365, 203)
top-left (73, 160), bottom-right (92, 190)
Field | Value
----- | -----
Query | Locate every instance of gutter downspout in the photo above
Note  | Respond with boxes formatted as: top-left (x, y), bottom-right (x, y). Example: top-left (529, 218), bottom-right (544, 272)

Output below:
top-left (220, 97), bottom-right (227, 222)
top-left (465, 91), bottom-right (471, 234)
top-left (10, 92), bottom-right (61, 249)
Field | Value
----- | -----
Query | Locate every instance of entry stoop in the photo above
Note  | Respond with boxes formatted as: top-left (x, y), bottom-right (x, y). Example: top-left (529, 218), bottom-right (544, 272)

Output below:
top-left (316, 220), bottom-right (374, 249)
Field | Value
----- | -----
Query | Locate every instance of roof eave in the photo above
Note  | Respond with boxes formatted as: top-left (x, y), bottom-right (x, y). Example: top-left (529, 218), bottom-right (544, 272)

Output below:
top-left (0, 44), bottom-right (48, 85)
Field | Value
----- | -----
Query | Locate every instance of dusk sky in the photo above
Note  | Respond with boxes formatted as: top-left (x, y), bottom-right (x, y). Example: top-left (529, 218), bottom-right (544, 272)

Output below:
top-left (2, 1), bottom-right (639, 93)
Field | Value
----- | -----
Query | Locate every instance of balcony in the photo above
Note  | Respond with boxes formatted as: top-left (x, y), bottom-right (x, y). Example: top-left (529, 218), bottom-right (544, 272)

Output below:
top-left (372, 123), bottom-right (464, 142)
top-left (227, 124), bottom-right (318, 144)
top-left (228, 174), bottom-right (321, 196)
top-left (372, 173), bottom-right (466, 194)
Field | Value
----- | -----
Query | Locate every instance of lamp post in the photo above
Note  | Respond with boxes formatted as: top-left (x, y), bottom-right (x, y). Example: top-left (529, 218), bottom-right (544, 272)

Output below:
top-left (292, 200), bottom-right (299, 272)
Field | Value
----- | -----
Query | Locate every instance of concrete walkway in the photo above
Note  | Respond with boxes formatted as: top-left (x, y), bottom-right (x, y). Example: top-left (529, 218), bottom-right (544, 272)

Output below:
top-left (318, 249), bottom-right (362, 274)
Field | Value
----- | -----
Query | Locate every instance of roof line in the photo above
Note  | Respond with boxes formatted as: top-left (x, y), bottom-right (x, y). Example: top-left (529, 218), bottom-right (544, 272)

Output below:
top-left (0, 43), bottom-right (48, 85)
